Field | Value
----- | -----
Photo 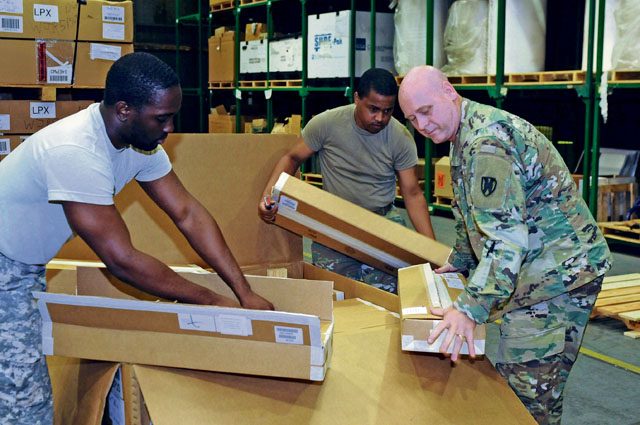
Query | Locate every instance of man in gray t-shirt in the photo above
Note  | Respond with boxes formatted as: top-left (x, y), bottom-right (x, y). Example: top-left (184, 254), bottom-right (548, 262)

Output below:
top-left (259, 68), bottom-right (435, 293)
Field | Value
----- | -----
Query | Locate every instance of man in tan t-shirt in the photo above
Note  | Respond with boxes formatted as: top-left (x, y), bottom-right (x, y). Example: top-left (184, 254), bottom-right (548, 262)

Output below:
top-left (258, 68), bottom-right (434, 293)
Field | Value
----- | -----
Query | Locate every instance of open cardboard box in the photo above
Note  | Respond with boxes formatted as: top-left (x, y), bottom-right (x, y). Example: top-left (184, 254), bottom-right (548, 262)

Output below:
top-left (37, 266), bottom-right (334, 381)
top-left (271, 172), bottom-right (451, 275)
top-left (399, 264), bottom-right (486, 355)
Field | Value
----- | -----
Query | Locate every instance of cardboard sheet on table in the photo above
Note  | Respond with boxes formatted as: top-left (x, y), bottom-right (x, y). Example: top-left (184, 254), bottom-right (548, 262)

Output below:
top-left (131, 300), bottom-right (534, 425)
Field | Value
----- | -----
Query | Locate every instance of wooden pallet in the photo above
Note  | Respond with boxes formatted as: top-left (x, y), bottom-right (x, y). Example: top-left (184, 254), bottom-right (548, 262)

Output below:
top-left (239, 0), bottom-right (266, 5)
top-left (505, 70), bottom-right (585, 85)
top-left (238, 80), bottom-right (267, 88)
top-left (208, 81), bottom-right (234, 89)
top-left (592, 274), bottom-right (640, 336)
top-left (609, 70), bottom-right (640, 83)
top-left (433, 195), bottom-right (453, 208)
top-left (447, 74), bottom-right (495, 85)
top-left (270, 79), bottom-right (302, 88)
top-left (0, 85), bottom-right (102, 101)
top-left (598, 219), bottom-right (640, 245)
top-left (210, 0), bottom-right (234, 12)
top-left (302, 173), bottom-right (323, 187)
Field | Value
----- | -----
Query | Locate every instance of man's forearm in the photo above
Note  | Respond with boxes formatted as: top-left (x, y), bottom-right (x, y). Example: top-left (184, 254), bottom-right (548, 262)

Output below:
top-left (262, 155), bottom-right (301, 197)
top-left (404, 192), bottom-right (435, 239)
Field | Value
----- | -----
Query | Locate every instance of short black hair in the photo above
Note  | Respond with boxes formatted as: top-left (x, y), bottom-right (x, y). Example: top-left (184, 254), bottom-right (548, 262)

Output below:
top-left (356, 68), bottom-right (398, 98)
top-left (104, 52), bottom-right (179, 108)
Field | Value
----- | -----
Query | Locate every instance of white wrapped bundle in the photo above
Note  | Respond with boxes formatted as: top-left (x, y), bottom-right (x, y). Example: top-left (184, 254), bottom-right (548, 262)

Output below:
top-left (441, 0), bottom-right (489, 75)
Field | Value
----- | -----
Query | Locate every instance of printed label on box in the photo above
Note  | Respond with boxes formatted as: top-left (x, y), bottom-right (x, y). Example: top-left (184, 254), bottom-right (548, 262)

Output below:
top-left (442, 273), bottom-right (464, 290)
top-left (47, 65), bottom-right (72, 84)
top-left (0, 114), bottom-right (10, 131)
top-left (102, 5), bottom-right (125, 23)
top-left (279, 195), bottom-right (298, 211)
top-left (274, 326), bottom-right (304, 345)
top-left (102, 22), bottom-right (125, 40)
top-left (30, 102), bottom-right (56, 119)
top-left (0, 0), bottom-right (23, 14)
top-left (90, 43), bottom-right (122, 61)
top-left (33, 4), bottom-right (58, 23)
top-left (177, 313), bottom-right (217, 332)
top-left (215, 314), bottom-right (253, 336)
top-left (402, 306), bottom-right (428, 316)
top-left (0, 14), bottom-right (23, 33)
top-left (0, 138), bottom-right (10, 155)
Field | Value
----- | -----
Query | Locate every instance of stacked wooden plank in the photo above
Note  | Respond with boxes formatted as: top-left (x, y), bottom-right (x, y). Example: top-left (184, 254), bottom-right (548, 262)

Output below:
top-left (592, 274), bottom-right (640, 338)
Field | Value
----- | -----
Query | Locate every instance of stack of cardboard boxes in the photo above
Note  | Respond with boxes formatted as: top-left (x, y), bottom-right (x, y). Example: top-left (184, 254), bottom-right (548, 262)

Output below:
top-left (208, 26), bottom-right (235, 83)
top-left (0, 0), bottom-right (134, 87)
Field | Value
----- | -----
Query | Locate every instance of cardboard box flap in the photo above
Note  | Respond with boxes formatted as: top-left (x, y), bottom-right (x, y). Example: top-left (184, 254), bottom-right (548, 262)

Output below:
top-left (76, 266), bottom-right (334, 321)
top-left (57, 134), bottom-right (303, 267)
top-left (272, 172), bottom-right (450, 272)
top-left (398, 264), bottom-right (466, 320)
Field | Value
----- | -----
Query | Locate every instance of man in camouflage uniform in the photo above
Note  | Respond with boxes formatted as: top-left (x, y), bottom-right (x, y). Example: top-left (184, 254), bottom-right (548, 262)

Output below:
top-left (259, 68), bottom-right (435, 294)
top-left (398, 66), bottom-right (611, 424)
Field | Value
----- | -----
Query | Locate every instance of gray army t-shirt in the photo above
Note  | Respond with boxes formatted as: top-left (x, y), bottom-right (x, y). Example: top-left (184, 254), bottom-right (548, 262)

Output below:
top-left (302, 104), bottom-right (417, 211)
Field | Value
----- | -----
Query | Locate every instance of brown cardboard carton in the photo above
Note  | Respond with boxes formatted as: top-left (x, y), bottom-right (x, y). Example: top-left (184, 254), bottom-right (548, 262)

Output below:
top-left (78, 0), bottom-right (134, 43)
top-left (398, 263), bottom-right (485, 355)
top-left (244, 22), bottom-right (266, 41)
top-left (271, 172), bottom-right (450, 275)
top-left (0, 100), bottom-right (93, 134)
top-left (0, 39), bottom-right (75, 85)
top-left (434, 156), bottom-right (453, 199)
top-left (208, 35), bottom-right (235, 82)
top-left (208, 114), bottom-right (244, 133)
top-left (0, 134), bottom-right (28, 160)
top-left (0, 0), bottom-right (78, 40)
top-left (36, 266), bottom-right (334, 381)
top-left (74, 42), bottom-right (134, 87)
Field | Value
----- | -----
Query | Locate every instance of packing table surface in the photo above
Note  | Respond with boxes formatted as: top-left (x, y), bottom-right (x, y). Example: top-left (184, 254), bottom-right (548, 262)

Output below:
top-left (132, 299), bottom-right (535, 425)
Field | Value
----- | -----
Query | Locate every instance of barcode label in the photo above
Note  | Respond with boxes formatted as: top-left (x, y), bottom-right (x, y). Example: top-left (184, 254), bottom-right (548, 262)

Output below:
top-left (0, 139), bottom-right (9, 155)
top-left (47, 65), bottom-right (72, 84)
top-left (102, 22), bottom-right (124, 40)
top-left (102, 5), bottom-right (125, 23)
top-left (0, 14), bottom-right (23, 33)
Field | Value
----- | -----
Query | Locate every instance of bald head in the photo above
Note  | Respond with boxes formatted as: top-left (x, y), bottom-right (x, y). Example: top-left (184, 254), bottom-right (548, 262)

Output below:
top-left (398, 66), bottom-right (461, 144)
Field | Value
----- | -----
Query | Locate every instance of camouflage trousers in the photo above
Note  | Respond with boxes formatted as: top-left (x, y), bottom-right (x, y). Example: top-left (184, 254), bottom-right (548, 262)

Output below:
top-left (311, 206), bottom-right (409, 294)
top-left (495, 276), bottom-right (603, 425)
top-left (0, 251), bottom-right (53, 425)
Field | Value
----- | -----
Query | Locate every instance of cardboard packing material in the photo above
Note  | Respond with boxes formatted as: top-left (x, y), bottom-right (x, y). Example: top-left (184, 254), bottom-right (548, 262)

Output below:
top-left (36, 266), bottom-right (334, 381)
top-left (78, 0), bottom-right (134, 43)
top-left (270, 172), bottom-right (450, 275)
top-left (208, 32), bottom-right (235, 82)
top-left (0, 0), bottom-right (78, 40)
top-left (74, 42), bottom-right (134, 87)
top-left (268, 36), bottom-right (303, 73)
top-left (0, 100), bottom-right (93, 134)
top-left (244, 22), bottom-right (266, 41)
top-left (0, 38), bottom-right (76, 85)
top-left (434, 156), bottom-right (453, 199)
top-left (0, 134), bottom-right (28, 160)
top-left (240, 39), bottom-right (268, 75)
top-left (398, 263), bottom-right (486, 355)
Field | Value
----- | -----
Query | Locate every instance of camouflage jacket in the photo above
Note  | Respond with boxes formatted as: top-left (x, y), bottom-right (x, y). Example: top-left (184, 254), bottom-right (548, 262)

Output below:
top-left (448, 99), bottom-right (612, 323)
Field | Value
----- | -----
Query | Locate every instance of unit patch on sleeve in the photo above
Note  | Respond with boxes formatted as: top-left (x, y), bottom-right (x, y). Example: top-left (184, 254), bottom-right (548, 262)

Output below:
top-left (471, 154), bottom-right (511, 209)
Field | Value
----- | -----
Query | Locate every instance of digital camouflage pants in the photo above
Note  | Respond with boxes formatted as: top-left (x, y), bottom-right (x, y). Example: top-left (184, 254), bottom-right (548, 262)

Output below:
top-left (311, 206), bottom-right (409, 294)
top-left (495, 276), bottom-right (603, 425)
top-left (0, 251), bottom-right (53, 425)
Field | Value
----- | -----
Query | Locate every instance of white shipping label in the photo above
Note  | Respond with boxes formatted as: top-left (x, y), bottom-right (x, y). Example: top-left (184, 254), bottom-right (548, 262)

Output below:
top-left (442, 274), bottom-right (464, 290)
top-left (47, 65), bottom-right (72, 84)
top-left (0, 0), bottom-right (22, 14)
top-left (90, 43), bottom-right (122, 61)
top-left (102, 22), bottom-right (124, 40)
top-left (0, 14), bottom-right (22, 33)
top-left (30, 102), bottom-right (56, 119)
top-left (215, 314), bottom-right (253, 336)
top-left (0, 114), bottom-right (10, 131)
top-left (0, 138), bottom-right (10, 155)
top-left (278, 195), bottom-right (298, 211)
top-left (401, 306), bottom-right (428, 316)
top-left (177, 313), bottom-right (217, 332)
top-left (33, 4), bottom-right (58, 22)
top-left (274, 326), bottom-right (304, 345)
top-left (102, 5), bottom-right (125, 23)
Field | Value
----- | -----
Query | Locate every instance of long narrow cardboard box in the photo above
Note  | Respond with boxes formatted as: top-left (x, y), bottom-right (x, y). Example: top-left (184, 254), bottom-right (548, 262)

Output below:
top-left (271, 172), bottom-right (450, 275)
top-left (398, 263), bottom-right (485, 355)
top-left (37, 267), bottom-right (334, 381)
